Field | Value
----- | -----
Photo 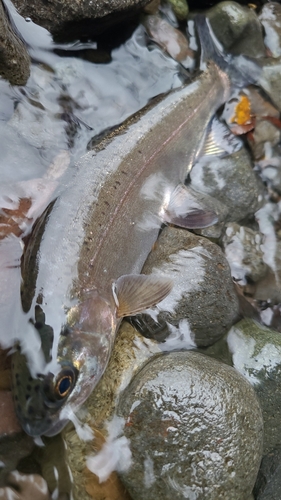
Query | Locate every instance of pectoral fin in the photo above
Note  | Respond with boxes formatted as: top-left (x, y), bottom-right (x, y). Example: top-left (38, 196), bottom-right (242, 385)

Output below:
top-left (113, 274), bottom-right (173, 318)
top-left (164, 184), bottom-right (218, 229)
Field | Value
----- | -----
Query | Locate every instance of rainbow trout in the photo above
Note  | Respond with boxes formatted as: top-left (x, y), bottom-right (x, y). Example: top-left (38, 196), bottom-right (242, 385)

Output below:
top-left (12, 16), bottom-right (259, 437)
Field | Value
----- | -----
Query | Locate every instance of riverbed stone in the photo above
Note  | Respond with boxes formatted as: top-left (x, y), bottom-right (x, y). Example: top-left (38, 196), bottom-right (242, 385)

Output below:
top-left (227, 318), bottom-right (281, 455)
top-left (190, 145), bottom-right (265, 224)
top-left (222, 223), bottom-right (268, 284)
top-left (117, 351), bottom-right (263, 500)
top-left (259, 56), bottom-right (281, 111)
top-left (0, 0), bottom-right (30, 85)
top-left (207, 1), bottom-right (266, 58)
top-left (12, 0), bottom-right (151, 41)
top-left (137, 226), bottom-right (239, 347)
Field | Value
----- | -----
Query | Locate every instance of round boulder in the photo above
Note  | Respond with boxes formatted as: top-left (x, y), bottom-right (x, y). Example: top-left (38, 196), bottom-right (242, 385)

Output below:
top-left (118, 351), bottom-right (263, 500)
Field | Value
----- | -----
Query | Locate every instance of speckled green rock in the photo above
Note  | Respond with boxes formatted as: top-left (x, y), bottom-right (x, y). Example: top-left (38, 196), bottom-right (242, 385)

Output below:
top-left (0, 1), bottom-right (30, 85)
top-left (207, 1), bottom-right (266, 58)
top-left (167, 0), bottom-right (188, 21)
top-left (118, 351), bottom-right (263, 500)
top-left (227, 318), bottom-right (281, 454)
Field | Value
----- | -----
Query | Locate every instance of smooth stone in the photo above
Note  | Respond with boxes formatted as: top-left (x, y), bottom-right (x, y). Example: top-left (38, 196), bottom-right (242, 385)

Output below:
top-left (207, 1), bottom-right (266, 58)
top-left (0, 1), bottom-right (30, 85)
top-left (138, 226), bottom-right (239, 347)
top-left (12, 0), bottom-right (151, 40)
top-left (117, 351), bottom-right (263, 500)
top-left (227, 318), bottom-right (281, 454)
top-left (190, 146), bottom-right (265, 224)
top-left (222, 223), bottom-right (268, 284)
top-left (167, 0), bottom-right (189, 21)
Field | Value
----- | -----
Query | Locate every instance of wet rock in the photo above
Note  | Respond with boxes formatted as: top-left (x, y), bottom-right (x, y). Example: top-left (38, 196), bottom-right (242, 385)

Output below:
top-left (259, 2), bottom-right (281, 58)
top-left (167, 0), bottom-right (189, 21)
top-left (189, 144), bottom-right (265, 223)
top-left (0, 471), bottom-right (51, 500)
top-left (227, 318), bottom-right (281, 454)
top-left (63, 322), bottom-right (160, 500)
top-left (248, 119), bottom-right (281, 161)
top-left (12, 0), bottom-right (151, 40)
top-left (117, 351), bottom-right (263, 500)
top-left (207, 1), bottom-right (266, 58)
top-left (137, 226), bottom-right (239, 347)
top-left (254, 446), bottom-right (281, 500)
top-left (143, 15), bottom-right (195, 67)
top-left (222, 223), bottom-right (268, 284)
top-left (143, 0), bottom-right (160, 15)
top-left (0, 1), bottom-right (30, 85)
top-left (259, 57), bottom-right (281, 111)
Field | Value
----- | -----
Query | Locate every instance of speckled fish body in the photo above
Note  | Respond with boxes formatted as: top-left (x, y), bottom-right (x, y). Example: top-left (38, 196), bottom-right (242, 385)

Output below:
top-left (12, 25), bottom-right (233, 437)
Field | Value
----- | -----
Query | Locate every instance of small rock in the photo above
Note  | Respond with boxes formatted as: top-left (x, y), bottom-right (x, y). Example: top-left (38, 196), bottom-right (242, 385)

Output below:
top-left (138, 226), bottom-right (239, 347)
top-left (0, 471), bottom-right (51, 500)
top-left (117, 351), bottom-right (263, 500)
top-left (227, 318), bottom-right (281, 454)
top-left (259, 56), bottom-right (281, 111)
top-left (207, 1), bottom-right (266, 58)
top-left (166, 0), bottom-right (189, 21)
top-left (143, 0), bottom-right (160, 15)
top-left (143, 15), bottom-right (195, 67)
top-left (222, 223), bottom-right (268, 284)
top-left (259, 2), bottom-right (281, 58)
top-left (0, 1), bottom-right (30, 85)
top-left (190, 144), bottom-right (265, 223)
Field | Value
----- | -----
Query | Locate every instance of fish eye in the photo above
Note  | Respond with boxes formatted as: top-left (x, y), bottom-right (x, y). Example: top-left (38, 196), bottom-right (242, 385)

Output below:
top-left (55, 374), bottom-right (72, 398)
top-left (43, 366), bottom-right (78, 403)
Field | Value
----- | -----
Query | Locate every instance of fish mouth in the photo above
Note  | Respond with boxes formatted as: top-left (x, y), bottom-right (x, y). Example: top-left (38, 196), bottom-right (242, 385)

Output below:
top-left (22, 418), bottom-right (68, 438)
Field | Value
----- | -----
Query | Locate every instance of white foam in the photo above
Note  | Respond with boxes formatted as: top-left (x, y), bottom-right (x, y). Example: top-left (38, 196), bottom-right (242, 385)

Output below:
top-left (86, 416), bottom-right (132, 482)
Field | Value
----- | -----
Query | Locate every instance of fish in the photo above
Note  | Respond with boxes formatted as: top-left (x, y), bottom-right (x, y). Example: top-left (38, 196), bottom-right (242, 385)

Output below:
top-left (11, 15), bottom-right (259, 437)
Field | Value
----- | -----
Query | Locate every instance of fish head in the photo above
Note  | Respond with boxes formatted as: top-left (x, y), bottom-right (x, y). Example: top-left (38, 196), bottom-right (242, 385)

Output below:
top-left (12, 290), bottom-right (116, 437)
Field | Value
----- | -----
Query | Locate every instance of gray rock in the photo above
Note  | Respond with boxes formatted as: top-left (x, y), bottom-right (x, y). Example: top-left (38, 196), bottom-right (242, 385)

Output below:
top-left (12, 0), bottom-right (151, 40)
top-left (254, 446), bottom-right (281, 500)
top-left (259, 2), bottom-right (281, 58)
top-left (190, 146), bottom-right (265, 223)
top-left (227, 319), bottom-right (281, 454)
top-left (222, 223), bottom-right (268, 284)
top-left (0, 0), bottom-right (30, 85)
top-left (118, 351), bottom-right (263, 500)
top-left (207, 1), bottom-right (266, 58)
top-left (138, 226), bottom-right (239, 347)
top-left (259, 57), bottom-right (281, 111)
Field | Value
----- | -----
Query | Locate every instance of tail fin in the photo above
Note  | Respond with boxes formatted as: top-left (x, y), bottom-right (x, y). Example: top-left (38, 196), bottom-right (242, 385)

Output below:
top-left (195, 14), bottom-right (261, 88)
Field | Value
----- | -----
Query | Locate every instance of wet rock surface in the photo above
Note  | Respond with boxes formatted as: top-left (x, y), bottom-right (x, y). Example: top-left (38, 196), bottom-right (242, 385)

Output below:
top-left (137, 226), bottom-right (240, 347)
top-left (222, 223), bottom-right (268, 284)
top-left (117, 351), bottom-right (263, 500)
top-left (254, 446), bottom-right (281, 500)
top-left (207, 1), bottom-right (266, 58)
top-left (12, 0), bottom-right (151, 40)
top-left (0, 0), bottom-right (30, 85)
top-left (227, 319), bottom-right (281, 455)
top-left (190, 145), bottom-right (265, 224)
